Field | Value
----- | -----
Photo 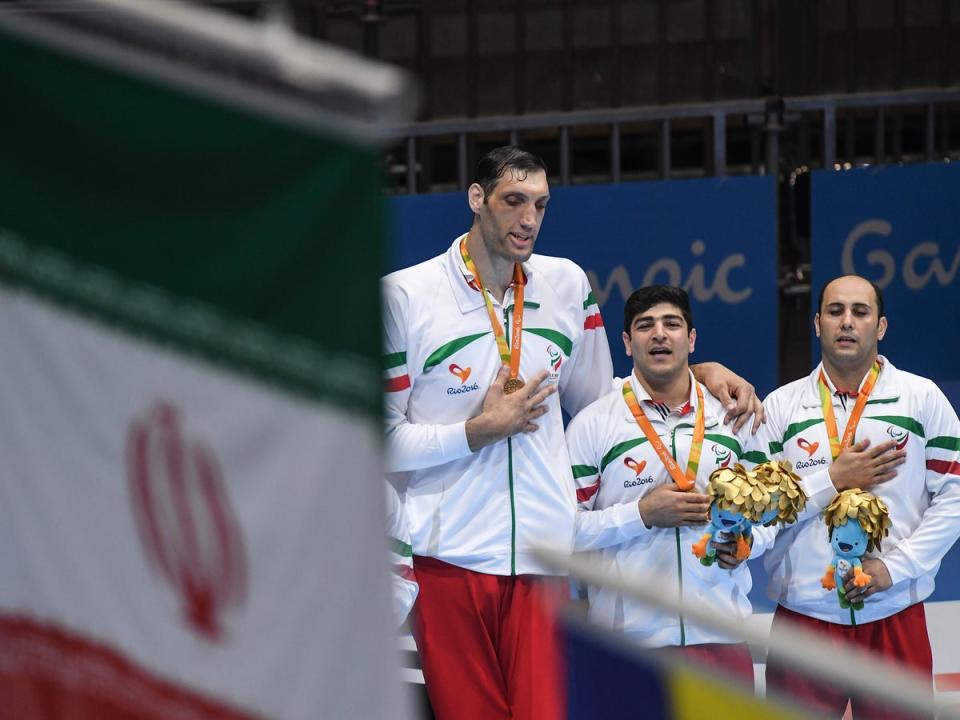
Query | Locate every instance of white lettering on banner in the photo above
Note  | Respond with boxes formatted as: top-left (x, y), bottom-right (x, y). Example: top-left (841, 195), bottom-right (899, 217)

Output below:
top-left (586, 241), bottom-right (753, 308)
top-left (841, 219), bottom-right (960, 290)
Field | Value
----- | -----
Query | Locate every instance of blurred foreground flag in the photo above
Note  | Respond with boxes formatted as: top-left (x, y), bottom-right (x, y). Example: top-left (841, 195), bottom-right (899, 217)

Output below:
top-left (565, 618), bottom-right (813, 720)
top-left (0, 3), bottom-right (415, 719)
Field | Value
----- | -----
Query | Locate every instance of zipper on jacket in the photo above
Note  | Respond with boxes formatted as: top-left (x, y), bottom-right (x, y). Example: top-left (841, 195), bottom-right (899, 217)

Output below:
top-left (505, 305), bottom-right (517, 575)
top-left (672, 422), bottom-right (695, 646)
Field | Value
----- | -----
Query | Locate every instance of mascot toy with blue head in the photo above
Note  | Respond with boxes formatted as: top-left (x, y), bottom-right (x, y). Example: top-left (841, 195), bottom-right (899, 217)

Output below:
top-left (821, 488), bottom-right (891, 611)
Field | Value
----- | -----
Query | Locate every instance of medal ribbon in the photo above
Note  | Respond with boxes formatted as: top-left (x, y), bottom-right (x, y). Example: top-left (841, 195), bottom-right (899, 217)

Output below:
top-left (459, 238), bottom-right (524, 382)
top-left (818, 360), bottom-right (881, 460)
top-left (621, 378), bottom-right (705, 491)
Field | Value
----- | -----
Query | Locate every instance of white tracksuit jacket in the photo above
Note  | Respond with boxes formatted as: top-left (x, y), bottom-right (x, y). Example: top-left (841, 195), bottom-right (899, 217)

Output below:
top-left (566, 371), bottom-right (774, 646)
top-left (382, 235), bottom-right (613, 576)
top-left (758, 358), bottom-right (960, 624)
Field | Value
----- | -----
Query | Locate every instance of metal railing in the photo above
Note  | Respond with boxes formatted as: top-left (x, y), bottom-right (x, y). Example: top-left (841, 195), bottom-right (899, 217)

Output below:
top-left (387, 86), bottom-right (960, 193)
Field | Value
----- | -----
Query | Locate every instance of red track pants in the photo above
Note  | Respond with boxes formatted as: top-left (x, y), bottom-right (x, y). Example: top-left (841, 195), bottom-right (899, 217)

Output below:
top-left (411, 556), bottom-right (567, 720)
top-left (766, 603), bottom-right (933, 720)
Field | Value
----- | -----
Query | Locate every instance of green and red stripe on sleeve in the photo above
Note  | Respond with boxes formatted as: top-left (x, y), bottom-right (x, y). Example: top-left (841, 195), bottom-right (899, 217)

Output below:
top-left (384, 351), bottom-right (410, 392)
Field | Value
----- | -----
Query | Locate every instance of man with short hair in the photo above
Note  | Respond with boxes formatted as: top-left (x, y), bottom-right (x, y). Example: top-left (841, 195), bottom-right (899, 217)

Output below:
top-left (759, 274), bottom-right (960, 718)
top-left (567, 284), bottom-right (770, 683)
top-left (381, 146), bottom-right (763, 719)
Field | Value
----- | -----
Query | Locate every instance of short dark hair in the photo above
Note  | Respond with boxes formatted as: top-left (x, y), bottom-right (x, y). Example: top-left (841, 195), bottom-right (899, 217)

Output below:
top-left (623, 285), bottom-right (694, 334)
top-left (473, 146), bottom-right (548, 201)
top-left (817, 275), bottom-right (885, 320)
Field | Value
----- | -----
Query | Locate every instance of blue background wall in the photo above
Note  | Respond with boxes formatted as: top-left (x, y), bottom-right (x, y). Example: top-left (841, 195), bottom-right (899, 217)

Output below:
top-left (389, 176), bottom-right (780, 398)
top-left (811, 162), bottom-right (960, 411)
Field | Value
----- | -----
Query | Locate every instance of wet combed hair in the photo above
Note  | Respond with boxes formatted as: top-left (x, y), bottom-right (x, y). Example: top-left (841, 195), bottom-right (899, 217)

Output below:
top-left (817, 274), bottom-right (885, 321)
top-left (623, 285), bottom-right (694, 334)
top-left (473, 146), bottom-right (548, 201)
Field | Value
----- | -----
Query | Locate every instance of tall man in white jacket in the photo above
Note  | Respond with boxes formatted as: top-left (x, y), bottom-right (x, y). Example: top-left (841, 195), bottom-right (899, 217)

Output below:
top-left (567, 284), bottom-right (771, 684)
top-left (759, 274), bottom-right (960, 719)
top-left (381, 146), bottom-right (763, 720)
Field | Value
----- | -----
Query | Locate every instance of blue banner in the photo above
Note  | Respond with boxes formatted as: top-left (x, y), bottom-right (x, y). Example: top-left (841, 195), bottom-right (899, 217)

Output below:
top-left (810, 162), bottom-right (960, 411)
top-left (389, 176), bottom-right (779, 398)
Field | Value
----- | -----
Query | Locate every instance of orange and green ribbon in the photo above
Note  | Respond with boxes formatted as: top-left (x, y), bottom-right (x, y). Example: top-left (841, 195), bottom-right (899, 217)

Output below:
top-left (818, 360), bottom-right (881, 460)
top-left (459, 238), bottom-right (525, 382)
top-left (621, 378), bottom-right (705, 491)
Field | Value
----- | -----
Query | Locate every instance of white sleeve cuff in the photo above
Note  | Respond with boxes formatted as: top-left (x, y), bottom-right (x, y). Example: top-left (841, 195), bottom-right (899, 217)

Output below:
top-left (618, 501), bottom-right (651, 537)
top-left (801, 468), bottom-right (837, 512)
top-left (438, 420), bottom-right (472, 462)
top-left (879, 551), bottom-right (913, 586)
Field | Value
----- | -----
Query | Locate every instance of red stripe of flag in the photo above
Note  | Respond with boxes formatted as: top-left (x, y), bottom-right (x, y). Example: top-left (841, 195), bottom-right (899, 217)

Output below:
top-left (936, 672), bottom-right (960, 692)
top-left (392, 564), bottom-right (417, 583)
top-left (576, 480), bottom-right (601, 503)
top-left (584, 313), bottom-right (604, 330)
top-left (384, 375), bottom-right (411, 392)
top-left (927, 459), bottom-right (960, 476)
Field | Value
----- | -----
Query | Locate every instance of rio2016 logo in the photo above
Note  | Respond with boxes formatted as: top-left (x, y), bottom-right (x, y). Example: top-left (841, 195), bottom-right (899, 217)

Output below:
top-left (623, 457), bottom-right (647, 476)
top-left (448, 363), bottom-right (471, 384)
top-left (622, 457), bottom-right (655, 488)
top-left (447, 363), bottom-right (479, 396)
top-left (797, 437), bottom-right (820, 457)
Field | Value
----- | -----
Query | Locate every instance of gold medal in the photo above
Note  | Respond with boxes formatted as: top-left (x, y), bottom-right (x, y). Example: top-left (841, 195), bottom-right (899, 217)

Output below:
top-left (459, 238), bottom-right (528, 398)
top-left (503, 377), bottom-right (526, 395)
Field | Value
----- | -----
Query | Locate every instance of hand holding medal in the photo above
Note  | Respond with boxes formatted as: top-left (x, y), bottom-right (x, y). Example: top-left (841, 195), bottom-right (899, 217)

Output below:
top-left (460, 239), bottom-right (559, 450)
top-left (465, 367), bottom-right (556, 451)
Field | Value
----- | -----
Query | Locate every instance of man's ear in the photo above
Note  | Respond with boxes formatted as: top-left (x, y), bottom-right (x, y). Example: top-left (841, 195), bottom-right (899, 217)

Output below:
top-left (468, 183), bottom-right (485, 214)
top-left (814, 313), bottom-right (821, 338)
top-left (877, 316), bottom-right (887, 341)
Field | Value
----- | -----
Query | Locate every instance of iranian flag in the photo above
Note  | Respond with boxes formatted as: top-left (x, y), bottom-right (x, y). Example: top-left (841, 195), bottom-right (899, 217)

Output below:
top-left (0, 3), bottom-right (414, 719)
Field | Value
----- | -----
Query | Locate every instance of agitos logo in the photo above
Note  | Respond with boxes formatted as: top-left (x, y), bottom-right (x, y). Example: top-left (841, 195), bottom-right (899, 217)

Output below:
top-left (127, 402), bottom-right (247, 643)
top-left (887, 426), bottom-right (909, 450)
top-left (712, 443), bottom-right (731, 468)
top-left (548, 346), bottom-right (562, 373)
top-left (797, 437), bottom-right (820, 457)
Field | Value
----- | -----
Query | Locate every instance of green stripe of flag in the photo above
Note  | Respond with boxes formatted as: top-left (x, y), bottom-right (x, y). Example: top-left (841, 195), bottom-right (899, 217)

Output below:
top-left (0, 28), bottom-right (384, 415)
top-left (0, 231), bottom-right (378, 415)
top-left (741, 450), bottom-right (769, 464)
top-left (583, 291), bottom-right (597, 309)
top-left (926, 436), bottom-right (960, 451)
top-left (572, 464), bottom-right (599, 479)
top-left (769, 441), bottom-right (784, 454)
top-left (390, 537), bottom-right (413, 557)
top-left (383, 351), bottom-right (406, 370)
